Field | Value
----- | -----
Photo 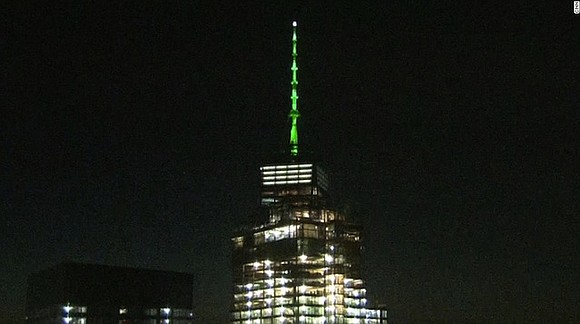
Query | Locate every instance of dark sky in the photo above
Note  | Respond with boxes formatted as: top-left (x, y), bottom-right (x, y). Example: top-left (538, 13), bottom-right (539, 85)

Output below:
top-left (2, 1), bottom-right (578, 323)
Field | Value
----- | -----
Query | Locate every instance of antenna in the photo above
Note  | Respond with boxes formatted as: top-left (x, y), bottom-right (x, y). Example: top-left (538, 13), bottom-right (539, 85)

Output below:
top-left (289, 21), bottom-right (300, 157)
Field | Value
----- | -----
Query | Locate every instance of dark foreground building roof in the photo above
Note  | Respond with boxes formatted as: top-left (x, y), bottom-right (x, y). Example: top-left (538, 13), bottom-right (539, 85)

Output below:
top-left (26, 262), bottom-right (193, 324)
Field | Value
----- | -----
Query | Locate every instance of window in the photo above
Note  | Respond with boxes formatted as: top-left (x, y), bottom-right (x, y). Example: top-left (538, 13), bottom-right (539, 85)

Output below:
top-left (264, 225), bottom-right (296, 243)
top-left (254, 232), bottom-right (265, 245)
top-left (301, 224), bottom-right (319, 238)
top-left (233, 236), bottom-right (244, 248)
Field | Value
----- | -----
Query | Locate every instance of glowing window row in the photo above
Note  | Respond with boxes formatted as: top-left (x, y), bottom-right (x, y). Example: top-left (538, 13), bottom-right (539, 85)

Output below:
top-left (233, 305), bottom-right (379, 318)
top-left (235, 296), bottom-right (327, 308)
top-left (262, 169), bottom-right (312, 175)
top-left (344, 297), bottom-right (367, 307)
top-left (232, 313), bottom-right (383, 324)
top-left (261, 164), bottom-right (313, 171)
top-left (263, 179), bottom-right (312, 185)
top-left (254, 225), bottom-right (296, 244)
top-left (263, 174), bottom-right (312, 180)
top-left (253, 224), bottom-right (322, 244)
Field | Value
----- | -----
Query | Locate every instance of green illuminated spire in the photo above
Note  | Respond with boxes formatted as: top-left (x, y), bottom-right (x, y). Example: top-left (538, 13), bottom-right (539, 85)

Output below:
top-left (289, 21), bottom-right (300, 157)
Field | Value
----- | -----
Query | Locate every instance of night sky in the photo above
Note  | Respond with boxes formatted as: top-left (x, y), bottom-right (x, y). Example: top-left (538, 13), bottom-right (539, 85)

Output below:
top-left (2, 1), bottom-right (579, 323)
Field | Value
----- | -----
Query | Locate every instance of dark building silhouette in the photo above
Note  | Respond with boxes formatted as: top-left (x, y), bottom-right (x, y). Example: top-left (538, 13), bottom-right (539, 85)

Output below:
top-left (230, 21), bottom-right (388, 324)
top-left (26, 262), bottom-right (194, 324)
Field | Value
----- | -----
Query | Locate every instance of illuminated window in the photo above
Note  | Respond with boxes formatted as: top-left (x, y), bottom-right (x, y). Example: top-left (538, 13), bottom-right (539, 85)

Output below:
top-left (254, 232), bottom-right (265, 245)
top-left (264, 225), bottom-right (296, 243)
top-left (301, 223), bottom-right (318, 238)
top-left (233, 236), bottom-right (244, 249)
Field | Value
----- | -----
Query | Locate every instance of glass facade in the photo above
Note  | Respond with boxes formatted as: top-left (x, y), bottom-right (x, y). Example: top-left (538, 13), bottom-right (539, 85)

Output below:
top-left (232, 162), bottom-right (387, 324)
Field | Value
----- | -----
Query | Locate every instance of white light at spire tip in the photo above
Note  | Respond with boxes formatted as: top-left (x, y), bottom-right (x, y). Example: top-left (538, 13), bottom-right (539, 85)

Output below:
top-left (293, 21), bottom-right (297, 27)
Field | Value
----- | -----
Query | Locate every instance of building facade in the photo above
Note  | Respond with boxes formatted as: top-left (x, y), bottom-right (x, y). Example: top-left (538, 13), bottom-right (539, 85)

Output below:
top-left (26, 262), bottom-right (194, 324)
top-left (231, 22), bottom-right (387, 324)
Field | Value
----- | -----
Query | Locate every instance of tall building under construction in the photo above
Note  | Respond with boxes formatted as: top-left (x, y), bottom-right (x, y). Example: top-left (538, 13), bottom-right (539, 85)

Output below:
top-left (231, 22), bottom-right (388, 324)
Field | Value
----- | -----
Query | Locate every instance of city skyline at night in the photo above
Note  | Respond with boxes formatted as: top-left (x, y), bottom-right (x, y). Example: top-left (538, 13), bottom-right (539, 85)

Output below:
top-left (3, 2), bottom-right (578, 323)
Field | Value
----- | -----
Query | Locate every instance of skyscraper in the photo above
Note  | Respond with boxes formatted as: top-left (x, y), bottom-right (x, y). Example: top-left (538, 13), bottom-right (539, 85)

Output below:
top-left (231, 22), bottom-right (388, 324)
